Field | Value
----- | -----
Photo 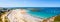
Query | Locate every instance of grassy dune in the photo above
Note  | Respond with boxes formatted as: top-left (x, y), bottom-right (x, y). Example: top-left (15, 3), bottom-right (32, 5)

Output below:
top-left (0, 11), bottom-right (10, 22)
top-left (0, 8), bottom-right (10, 22)
top-left (54, 15), bottom-right (60, 22)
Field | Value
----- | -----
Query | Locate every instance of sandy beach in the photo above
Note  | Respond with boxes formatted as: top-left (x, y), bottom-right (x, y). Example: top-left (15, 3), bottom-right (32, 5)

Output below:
top-left (7, 9), bottom-right (43, 22)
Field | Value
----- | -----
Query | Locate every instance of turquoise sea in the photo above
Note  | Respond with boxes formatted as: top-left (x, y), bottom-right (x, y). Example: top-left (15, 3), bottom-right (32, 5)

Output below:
top-left (8, 7), bottom-right (60, 19)
top-left (27, 7), bottom-right (60, 19)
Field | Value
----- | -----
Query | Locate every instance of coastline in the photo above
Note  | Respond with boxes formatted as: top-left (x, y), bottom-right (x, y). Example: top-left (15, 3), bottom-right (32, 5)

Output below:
top-left (0, 9), bottom-right (59, 22)
top-left (7, 9), bottom-right (43, 22)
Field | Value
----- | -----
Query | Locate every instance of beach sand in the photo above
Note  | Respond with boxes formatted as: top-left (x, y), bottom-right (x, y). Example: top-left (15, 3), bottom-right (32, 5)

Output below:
top-left (7, 9), bottom-right (43, 22)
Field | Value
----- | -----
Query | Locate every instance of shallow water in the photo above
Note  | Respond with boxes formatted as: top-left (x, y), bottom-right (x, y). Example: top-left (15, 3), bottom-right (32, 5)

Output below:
top-left (27, 7), bottom-right (60, 19)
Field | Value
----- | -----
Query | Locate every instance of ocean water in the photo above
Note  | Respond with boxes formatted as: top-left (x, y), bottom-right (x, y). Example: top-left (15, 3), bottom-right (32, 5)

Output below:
top-left (27, 7), bottom-right (60, 19)
top-left (9, 7), bottom-right (60, 19)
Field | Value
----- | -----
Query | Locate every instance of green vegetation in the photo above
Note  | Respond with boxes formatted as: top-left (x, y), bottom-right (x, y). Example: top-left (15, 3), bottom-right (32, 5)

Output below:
top-left (54, 14), bottom-right (60, 22)
top-left (4, 16), bottom-right (10, 22)
top-left (0, 11), bottom-right (6, 14)
top-left (0, 17), bottom-right (3, 22)
top-left (0, 8), bottom-right (8, 22)
top-left (0, 8), bottom-right (9, 15)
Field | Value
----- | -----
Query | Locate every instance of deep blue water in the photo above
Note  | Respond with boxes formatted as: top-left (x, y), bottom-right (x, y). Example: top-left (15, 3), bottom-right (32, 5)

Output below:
top-left (27, 7), bottom-right (60, 19)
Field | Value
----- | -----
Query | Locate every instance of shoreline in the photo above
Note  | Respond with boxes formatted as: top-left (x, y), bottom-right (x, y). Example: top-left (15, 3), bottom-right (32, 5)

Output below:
top-left (8, 9), bottom-right (44, 22)
top-left (0, 9), bottom-right (59, 22)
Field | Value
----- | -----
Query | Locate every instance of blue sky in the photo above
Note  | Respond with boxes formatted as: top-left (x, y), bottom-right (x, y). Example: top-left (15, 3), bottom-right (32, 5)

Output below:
top-left (0, 0), bottom-right (60, 7)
